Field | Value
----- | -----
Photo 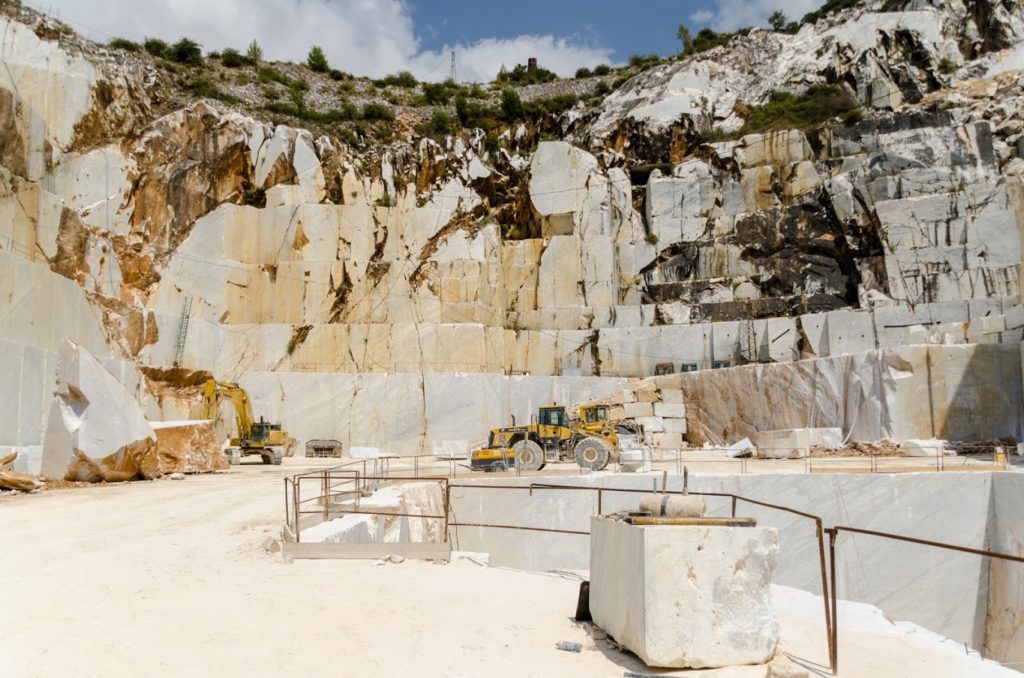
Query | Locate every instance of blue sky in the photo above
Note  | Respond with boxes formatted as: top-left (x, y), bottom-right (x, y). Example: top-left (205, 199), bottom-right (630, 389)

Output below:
top-left (37, 0), bottom-right (823, 80)
top-left (411, 0), bottom-right (699, 62)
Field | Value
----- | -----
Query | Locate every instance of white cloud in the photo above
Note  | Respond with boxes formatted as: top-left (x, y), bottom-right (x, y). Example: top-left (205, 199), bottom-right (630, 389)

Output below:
top-left (412, 35), bottom-right (614, 83)
top-left (31, 0), bottom-right (613, 81)
top-left (691, 0), bottom-right (821, 32)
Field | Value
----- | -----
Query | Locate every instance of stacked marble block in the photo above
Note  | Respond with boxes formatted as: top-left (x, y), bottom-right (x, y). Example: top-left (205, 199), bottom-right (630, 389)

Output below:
top-left (611, 387), bottom-right (688, 457)
top-left (590, 516), bottom-right (780, 669)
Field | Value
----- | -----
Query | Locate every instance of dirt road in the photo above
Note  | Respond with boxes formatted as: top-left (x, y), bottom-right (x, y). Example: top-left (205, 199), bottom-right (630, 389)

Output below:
top-left (0, 460), bottom-right (618, 677)
top-left (1, 459), bottom-right (1013, 677)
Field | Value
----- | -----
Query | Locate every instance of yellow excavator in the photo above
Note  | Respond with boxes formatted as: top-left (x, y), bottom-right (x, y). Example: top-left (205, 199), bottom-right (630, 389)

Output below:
top-left (203, 379), bottom-right (288, 465)
top-left (471, 404), bottom-right (628, 473)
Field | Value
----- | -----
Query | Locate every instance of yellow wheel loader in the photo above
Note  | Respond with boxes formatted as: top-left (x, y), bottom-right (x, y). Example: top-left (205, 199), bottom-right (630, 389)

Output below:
top-left (204, 379), bottom-right (288, 465)
top-left (471, 404), bottom-right (630, 473)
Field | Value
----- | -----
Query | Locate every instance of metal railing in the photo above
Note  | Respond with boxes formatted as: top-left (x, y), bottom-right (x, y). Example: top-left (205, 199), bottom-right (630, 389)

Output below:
top-left (448, 481), bottom-right (834, 668)
top-left (284, 468), bottom-right (1023, 674)
top-left (825, 526), bottom-right (1024, 674)
top-left (283, 457), bottom-right (406, 541)
top-left (662, 449), bottom-right (1012, 475)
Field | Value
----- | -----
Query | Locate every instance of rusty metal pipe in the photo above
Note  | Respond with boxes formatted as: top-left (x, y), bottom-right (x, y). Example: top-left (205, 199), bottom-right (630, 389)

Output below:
top-left (294, 478), bottom-right (301, 543)
top-left (833, 526), bottom-right (1024, 564)
top-left (828, 528), bottom-right (838, 674)
top-left (443, 480), bottom-right (451, 544)
top-left (450, 521), bottom-right (588, 536)
top-left (302, 508), bottom-right (447, 520)
top-left (816, 520), bottom-right (833, 672)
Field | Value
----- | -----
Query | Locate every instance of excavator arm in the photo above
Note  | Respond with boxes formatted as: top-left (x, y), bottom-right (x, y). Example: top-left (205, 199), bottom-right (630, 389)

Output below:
top-left (203, 379), bottom-right (286, 465)
top-left (203, 379), bottom-right (256, 442)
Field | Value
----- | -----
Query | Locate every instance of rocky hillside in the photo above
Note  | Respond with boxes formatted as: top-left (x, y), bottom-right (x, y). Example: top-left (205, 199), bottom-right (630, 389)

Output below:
top-left (1, 0), bottom-right (1022, 460)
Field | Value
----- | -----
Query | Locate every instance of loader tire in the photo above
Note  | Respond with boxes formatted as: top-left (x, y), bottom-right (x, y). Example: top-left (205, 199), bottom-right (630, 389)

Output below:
top-left (575, 437), bottom-right (610, 471)
top-left (512, 439), bottom-right (544, 472)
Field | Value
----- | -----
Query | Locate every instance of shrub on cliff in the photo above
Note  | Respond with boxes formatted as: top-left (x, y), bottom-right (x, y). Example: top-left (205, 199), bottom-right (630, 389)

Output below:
top-left (109, 38), bottom-right (140, 52)
top-left (246, 40), bottom-right (263, 62)
top-left (307, 46), bottom-right (329, 73)
top-left (496, 63), bottom-right (557, 85)
top-left (377, 71), bottom-right (419, 88)
top-left (415, 108), bottom-right (457, 138)
top-left (361, 102), bottom-right (394, 121)
top-left (144, 38), bottom-right (169, 58)
top-left (500, 89), bottom-right (524, 120)
top-left (736, 84), bottom-right (860, 134)
top-left (220, 48), bottom-right (251, 68)
top-left (169, 38), bottom-right (203, 66)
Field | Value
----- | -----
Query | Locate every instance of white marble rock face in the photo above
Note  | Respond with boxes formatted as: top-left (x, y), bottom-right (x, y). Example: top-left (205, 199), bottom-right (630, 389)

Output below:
top-left (590, 517), bottom-right (780, 669)
top-left (40, 340), bottom-right (156, 479)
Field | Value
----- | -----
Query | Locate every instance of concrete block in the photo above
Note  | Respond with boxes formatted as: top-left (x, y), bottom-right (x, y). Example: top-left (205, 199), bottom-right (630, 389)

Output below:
top-left (635, 390), bottom-right (660, 403)
top-left (623, 402), bottom-right (654, 418)
top-left (590, 517), bottom-right (779, 668)
top-left (654, 402), bottom-right (686, 418)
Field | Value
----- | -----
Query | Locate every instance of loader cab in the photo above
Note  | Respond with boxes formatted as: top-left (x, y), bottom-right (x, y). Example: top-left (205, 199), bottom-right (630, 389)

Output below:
top-left (580, 405), bottom-right (609, 423)
top-left (537, 406), bottom-right (569, 428)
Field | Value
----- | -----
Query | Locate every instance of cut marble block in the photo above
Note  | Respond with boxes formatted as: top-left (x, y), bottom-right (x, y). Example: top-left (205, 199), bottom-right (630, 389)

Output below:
top-left (624, 402), bottom-right (655, 418)
top-left (635, 416), bottom-right (665, 433)
top-left (590, 517), bottom-right (779, 669)
top-left (654, 402), bottom-right (686, 418)
top-left (659, 389), bottom-right (685, 404)
top-left (651, 432), bottom-right (685, 449)
top-left (148, 420), bottom-right (229, 476)
top-left (753, 429), bottom-right (813, 459)
top-left (661, 418), bottom-right (688, 434)
top-left (902, 438), bottom-right (947, 457)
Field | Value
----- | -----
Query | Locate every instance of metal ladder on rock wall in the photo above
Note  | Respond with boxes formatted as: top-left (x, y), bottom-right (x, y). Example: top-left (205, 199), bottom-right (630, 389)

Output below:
top-left (172, 296), bottom-right (193, 367)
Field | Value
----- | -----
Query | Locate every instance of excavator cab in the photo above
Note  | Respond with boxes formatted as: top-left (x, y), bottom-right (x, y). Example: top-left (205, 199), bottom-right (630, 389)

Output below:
top-left (247, 418), bottom-right (272, 445)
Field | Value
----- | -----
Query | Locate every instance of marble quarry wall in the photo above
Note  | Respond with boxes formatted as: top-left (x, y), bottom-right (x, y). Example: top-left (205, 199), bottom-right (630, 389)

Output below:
top-left (985, 473), bottom-right (1024, 662)
top-left (450, 472), bottom-right (1018, 660)
top-left (627, 342), bottom-right (1024, 446)
top-left (2, 4), bottom-right (1024, 459)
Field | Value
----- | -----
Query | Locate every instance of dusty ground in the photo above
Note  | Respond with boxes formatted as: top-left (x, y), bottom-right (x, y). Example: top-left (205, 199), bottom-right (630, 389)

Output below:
top-left (1, 458), bottom-right (1015, 677)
